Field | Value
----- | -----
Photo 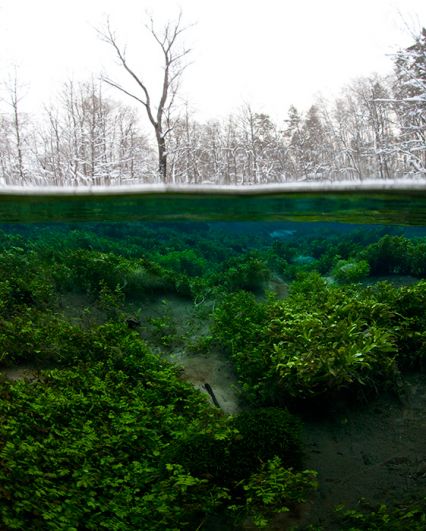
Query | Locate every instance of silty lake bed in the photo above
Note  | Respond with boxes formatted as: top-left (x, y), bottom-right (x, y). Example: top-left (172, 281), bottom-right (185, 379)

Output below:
top-left (1, 185), bottom-right (426, 530)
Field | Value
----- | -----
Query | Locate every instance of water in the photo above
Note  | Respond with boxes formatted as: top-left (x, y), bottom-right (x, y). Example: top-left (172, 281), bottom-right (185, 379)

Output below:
top-left (1, 187), bottom-right (426, 530)
top-left (1, 187), bottom-right (426, 224)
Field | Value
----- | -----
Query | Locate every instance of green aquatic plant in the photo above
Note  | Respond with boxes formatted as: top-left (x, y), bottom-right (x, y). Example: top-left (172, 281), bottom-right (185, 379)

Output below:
top-left (332, 259), bottom-right (370, 283)
top-left (96, 281), bottom-right (126, 321)
top-left (0, 230), bottom-right (26, 251)
top-left (0, 248), bottom-right (55, 312)
top-left (56, 249), bottom-right (124, 295)
top-left (0, 312), bottom-right (137, 368)
top-left (166, 405), bottom-right (311, 530)
top-left (155, 249), bottom-right (207, 277)
top-left (147, 314), bottom-right (181, 350)
top-left (392, 280), bottom-right (426, 369)
top-left (0, 327), bottom-right (314, 530)
top-left (271, 240), bottom-right (298, 263)
top-left (333, 499), bottom-right (426, 530)
top-left (221, 254), bottom-right (270, 292)
top-left (270, 304), bottom-right (397, 400)
top-left (169, 407), bottom-right (304, 485)
top-left (213, 291), bottom-right (270, 399)
top-left (121, 263), bottom-right (175, 297)
top-left (229, 457), bottom-right (318, 529)
top-left (288, 271), bottom-right (329, 305)
top-left (409, 240), bottom-right (426, 277)
top-left (1, 222), bottom-right (426, 529)
top-left (227, 408), bottom-right (304, 480)
top-left (360, 235), bottom-right (414, 276)
top-left (0, 331), bottom-right (230, 530)
top-left (214, 281), bottom-right (399, 405)
top-left (165, 421), bottom-right (236, 485)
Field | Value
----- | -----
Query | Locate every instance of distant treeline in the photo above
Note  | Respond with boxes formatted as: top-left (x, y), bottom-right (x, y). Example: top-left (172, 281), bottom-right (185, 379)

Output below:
top-left (0, 28), bottom-right (425, 186)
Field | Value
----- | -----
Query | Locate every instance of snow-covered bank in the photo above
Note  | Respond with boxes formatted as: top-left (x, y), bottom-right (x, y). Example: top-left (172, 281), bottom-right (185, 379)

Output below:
top-left (0, 179), bottom-right (426, 197)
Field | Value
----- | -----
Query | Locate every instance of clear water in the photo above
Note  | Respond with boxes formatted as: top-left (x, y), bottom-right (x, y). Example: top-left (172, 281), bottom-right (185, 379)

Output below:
top-left (1, 188), bottom-right (426, 224)
top-left (1, 189), bottom-right (426, 530)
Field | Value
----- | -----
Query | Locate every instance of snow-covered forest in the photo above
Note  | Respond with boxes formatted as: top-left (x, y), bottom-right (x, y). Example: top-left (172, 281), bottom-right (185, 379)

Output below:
top-left (0, 27), bottom-right (425, 186)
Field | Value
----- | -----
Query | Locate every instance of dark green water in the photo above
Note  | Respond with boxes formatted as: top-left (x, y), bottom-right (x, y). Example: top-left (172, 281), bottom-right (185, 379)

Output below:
top-left (1, 189), bottom-right (426, 224)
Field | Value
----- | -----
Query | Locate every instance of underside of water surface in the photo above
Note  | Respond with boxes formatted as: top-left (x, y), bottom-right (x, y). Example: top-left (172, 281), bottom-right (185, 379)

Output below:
top-left (1, 183), bottom-right (426, 225)
top-left (1, 187), bottom-right (426, 530)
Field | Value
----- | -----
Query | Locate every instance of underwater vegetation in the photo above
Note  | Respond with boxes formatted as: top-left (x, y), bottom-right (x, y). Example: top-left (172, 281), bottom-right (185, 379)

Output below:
top-left (0, 221), bottom-right (426, 529)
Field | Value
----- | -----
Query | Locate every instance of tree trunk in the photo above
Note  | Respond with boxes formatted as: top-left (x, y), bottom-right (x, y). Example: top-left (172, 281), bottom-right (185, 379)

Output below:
top-left (13, 100), bottom-right (24, 183)
top-left (157, 131), bottom-right (167, 182)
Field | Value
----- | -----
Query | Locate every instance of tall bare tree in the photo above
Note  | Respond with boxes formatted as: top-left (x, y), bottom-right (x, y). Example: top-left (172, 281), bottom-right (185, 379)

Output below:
top-left (1, 73), bottom-right (26, 183)
top-left (100, 13), bottom-right (190, 183)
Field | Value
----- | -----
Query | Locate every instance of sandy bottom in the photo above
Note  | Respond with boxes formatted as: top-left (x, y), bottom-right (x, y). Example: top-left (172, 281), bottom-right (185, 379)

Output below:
top-left (294, 372), bottom-right (426, 528)
top-left (128, 295), bottom-right (242, 414)
top-left (169, 350), bottom-right (241, 414)
top-left (0, 365), bottom-right (39, 381)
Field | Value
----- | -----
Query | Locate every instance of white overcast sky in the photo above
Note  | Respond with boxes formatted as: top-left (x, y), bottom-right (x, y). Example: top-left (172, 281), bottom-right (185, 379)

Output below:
top-left (0, 0), bottom-right (425, 123)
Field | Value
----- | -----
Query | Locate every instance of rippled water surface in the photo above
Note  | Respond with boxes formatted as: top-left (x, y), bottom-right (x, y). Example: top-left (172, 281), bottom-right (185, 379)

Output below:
top-left (0, 188), bottom-right (425, 224)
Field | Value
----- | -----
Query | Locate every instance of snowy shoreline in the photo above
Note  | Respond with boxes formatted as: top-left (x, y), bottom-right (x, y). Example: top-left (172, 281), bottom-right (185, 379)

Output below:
top-left (0, 179), bottom-right (426, 197)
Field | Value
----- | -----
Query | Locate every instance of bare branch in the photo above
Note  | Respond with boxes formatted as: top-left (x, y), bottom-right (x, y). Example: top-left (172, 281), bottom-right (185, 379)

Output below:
top-left (101, 77), bottom-right (148, 108)
top-left (99, 18), bottom-right (157, 127)
top-left (99, 12), bottom-right (191, 182)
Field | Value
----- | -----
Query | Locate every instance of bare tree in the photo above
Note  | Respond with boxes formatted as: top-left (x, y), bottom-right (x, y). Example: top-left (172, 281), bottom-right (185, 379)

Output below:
top-left (100, 13), bottom-right (190, 183)
top-left (1, 73), bottom-right (26, 183)
top-left (37, 79), bottom-right (155, 186)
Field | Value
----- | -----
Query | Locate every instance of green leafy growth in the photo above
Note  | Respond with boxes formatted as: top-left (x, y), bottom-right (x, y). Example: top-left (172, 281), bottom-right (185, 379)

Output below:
top-left (0, 331), bottom-right (228, 530)
top-left (227, 408), bottom-right (304, 481)
top-left (362, 235), bottom-right (413, 275)
top-left (220, 254), bottom-right (270, 292)
top-left (230, 457), bottom-right (318, 528)
top-left (332, 259), bottom-right (370, 283)
top-left (334, 499), bottom-right (426, 530)
top-left (214, 278), bottom-right (399, 405)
